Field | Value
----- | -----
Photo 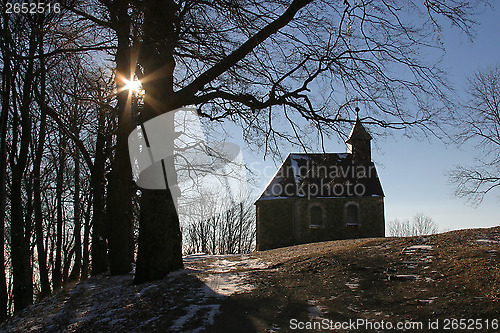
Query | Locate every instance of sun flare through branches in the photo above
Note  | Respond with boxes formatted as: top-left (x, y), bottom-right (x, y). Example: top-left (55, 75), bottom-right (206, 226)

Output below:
top-left (124, 78), bottom-right (142, 93)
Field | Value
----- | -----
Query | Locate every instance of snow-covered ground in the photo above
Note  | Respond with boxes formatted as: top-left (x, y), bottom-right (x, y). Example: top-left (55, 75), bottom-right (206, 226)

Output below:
top-left (168, 254), bottom-right (271, 331)
top-left (0, 254), bottom-right (271, 333)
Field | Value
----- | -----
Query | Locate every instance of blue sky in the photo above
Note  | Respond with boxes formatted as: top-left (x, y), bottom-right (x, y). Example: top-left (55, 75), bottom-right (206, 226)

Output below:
top-left (376, 5), bottom-right (500, 231)
top-left (236, 4), bottom-right (500, 232)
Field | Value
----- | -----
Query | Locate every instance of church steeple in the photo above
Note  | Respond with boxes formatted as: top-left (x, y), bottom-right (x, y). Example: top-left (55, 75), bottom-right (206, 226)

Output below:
top-left (346, 107), bottom-right (372, 162)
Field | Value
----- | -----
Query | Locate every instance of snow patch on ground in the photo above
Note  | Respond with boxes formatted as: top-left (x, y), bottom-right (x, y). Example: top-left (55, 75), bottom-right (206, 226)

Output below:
top-left (165, 253), bottom-right (271, 330)
top-left (394, 274), bottom-right (419, 281)
top-left (476, 239), bottom-right (500, 244)
top-left (306, 300), bottom-right (328, 319)
top-left (203, 272), bottom-right (254, 297)
top-left (187, 255), bottom-right (270, 298)
top-left (406, 245), bottom-right (433, 251)
top-left (418, 298), bottom-right (437, 305)
top-left (207, 257), bottom-right (271, 273)
top-left (345, 277), bottom-right (360, 290)
top-left (183, 253), bottom-right (234, 262)
top-left (170, 304), bottom-right (220, 332)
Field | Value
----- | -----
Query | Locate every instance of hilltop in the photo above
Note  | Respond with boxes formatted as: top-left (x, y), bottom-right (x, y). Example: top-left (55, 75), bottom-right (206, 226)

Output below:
top-left (1, 226), bottom-right (499, 332)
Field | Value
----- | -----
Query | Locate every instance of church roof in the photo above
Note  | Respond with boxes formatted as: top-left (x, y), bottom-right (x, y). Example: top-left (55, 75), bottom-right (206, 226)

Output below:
top-left (346, 117), bottom-right (372, 142)
top-left (256, 153), bottom-right (384, 201)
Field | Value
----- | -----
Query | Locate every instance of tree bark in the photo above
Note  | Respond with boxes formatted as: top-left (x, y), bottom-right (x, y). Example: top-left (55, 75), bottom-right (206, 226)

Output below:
top-left (81, 192), bottom-right (92, 279)
top-left (62, 244), bottom-right (73, 283)
top-left (24, 175), bottom-right (34, 297)
top-left (133, 0), bottom-right (184, 284)
top-left (69, 92), bottom-right (82, 281)
top-left (52, 134), bottom-right (66, 290)
top-left (134, 189), bottom-right (182, 284)
top-left (10, 27), bottom-right (36, 312)
top-left (0, 15), bottom-right (12, 320)
top-left (69, 146), bottom-right (81, 281)
top-left (90, 105), bottom-right (108, 275)
top-left (105, 3), bottom-right (133, 276)
top-left (33, 33), bottom-right (51, 298)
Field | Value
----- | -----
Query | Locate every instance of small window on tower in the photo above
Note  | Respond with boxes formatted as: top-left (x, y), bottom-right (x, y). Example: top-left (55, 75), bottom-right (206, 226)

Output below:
top-left (346, 204), bottom-right (359, 226)
top-left (310, 206), bottom-right (323, 227)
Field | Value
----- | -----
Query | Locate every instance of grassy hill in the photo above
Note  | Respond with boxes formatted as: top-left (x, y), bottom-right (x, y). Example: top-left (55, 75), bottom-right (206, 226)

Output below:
top-left (1, 226), bottom-right (499, 332)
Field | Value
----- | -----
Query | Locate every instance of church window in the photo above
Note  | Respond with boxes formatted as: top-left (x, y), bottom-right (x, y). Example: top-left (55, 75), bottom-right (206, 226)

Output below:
top-left (346, 204), bottom-right (359, 226)
top-left (310, 205), bottom-right (323, 227)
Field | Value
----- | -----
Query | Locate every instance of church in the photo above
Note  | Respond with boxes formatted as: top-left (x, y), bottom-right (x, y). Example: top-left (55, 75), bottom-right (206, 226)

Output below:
top-left (255, 111), bottom-right (385, 250)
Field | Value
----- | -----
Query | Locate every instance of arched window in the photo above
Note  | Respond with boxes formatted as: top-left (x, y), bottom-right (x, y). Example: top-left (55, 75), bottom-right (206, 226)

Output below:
top-left (310, 206), bottom-right (323, 227)
top-left (346, 204), bottom-right (359, 226)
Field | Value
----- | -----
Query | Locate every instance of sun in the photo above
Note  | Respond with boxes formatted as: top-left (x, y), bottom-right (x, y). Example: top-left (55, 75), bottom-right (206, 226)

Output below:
top-left (123, 78), bottom-right (143, 93)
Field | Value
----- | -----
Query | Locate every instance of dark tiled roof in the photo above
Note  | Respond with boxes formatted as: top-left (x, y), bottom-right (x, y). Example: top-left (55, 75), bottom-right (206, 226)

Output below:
top-left (256, 153), bottom-right (384, 201)
top-left (346, 117), bottom-right (372, 142)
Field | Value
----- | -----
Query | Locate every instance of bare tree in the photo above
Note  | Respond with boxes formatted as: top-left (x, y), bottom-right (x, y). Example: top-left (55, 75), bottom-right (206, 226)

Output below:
top-left (0, 8), bottom-right (13, 320)
top-left (449, 65), bottom-right (500, 205)
top-left (387, 213), bottom-right (439, 237)
top-left (8, 13), bottom-right (38, 313)
top-left (181, 189), bottom-right (255, 255)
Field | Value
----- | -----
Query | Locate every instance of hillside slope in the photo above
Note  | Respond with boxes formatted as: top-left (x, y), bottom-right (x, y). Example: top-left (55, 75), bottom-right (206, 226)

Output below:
top-left (1, 226), bottom-right (499, 332)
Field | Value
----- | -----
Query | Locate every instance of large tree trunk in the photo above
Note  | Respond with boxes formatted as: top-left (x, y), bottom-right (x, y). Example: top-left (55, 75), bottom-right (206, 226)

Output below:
top-left (52, 135), bottom-right (66, 290)
top-left (0, 93), bottom-right (9, 322)
top-left (133, 0), bottom-right (184, 284)
top-left (33, 35), bottom-right (51, 298)
top-left (90, 169), bottom-right (107, 276)
top-left (0, 17), bottom-right (12, 320)
top-left (10, 28), bottom-right (36, 312)
top-left (24, 176), bottom-right (34, 297)
top-left (134, 189), bottom-right (182, 284)
top-left (69, 98), bottom-right (82, 281)
top-left (105, 4), bottom-right (134, 276)
top-left (33, 107), bottom-right (51, 298)
top-left (90, 105), bottom-right (108, 275)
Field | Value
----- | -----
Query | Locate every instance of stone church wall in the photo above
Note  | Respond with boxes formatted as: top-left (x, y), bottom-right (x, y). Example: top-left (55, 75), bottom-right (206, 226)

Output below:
top-left (256, 197), bottom-right (384, 250)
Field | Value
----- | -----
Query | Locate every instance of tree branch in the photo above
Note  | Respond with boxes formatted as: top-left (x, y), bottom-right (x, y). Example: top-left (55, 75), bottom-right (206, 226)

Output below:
top-left (178, 0), bottom-right (313, 102)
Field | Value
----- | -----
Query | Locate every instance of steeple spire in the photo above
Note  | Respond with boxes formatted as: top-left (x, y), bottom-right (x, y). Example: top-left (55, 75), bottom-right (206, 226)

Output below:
top-left (346, 108), bottom-right (372, 161)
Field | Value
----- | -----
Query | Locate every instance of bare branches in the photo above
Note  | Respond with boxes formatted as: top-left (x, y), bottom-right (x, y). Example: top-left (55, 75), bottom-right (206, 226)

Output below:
top-left (65, 5), bottom-right (113, 29)
top-left (449, 166), bottom-right (500, 205)
top-left (178, 0), bottom-right (313, 102)
top-left (449, 65), bottom-right (500, 204)
top-left (423, 0), bottom-right (484, 37)
top-left (387, 213), bottom-right (439, 237)
top-left (161, 0), bottom-right (489, 158)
